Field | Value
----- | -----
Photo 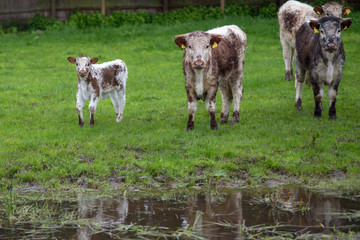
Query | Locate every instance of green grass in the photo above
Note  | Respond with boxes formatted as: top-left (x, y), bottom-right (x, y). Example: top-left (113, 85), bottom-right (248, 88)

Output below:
top-left (0, 14), bottom-right (359, 191)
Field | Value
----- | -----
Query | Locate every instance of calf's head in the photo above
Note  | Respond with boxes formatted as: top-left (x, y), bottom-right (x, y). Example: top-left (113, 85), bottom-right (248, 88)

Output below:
top-left (313, 2), bottom-right (351, 18)
top-left (309, 17), bottom-right (351, 53)
top-left (175, 31), bottom-right (221, 70)
top-left (68, 56), bottom-right (98, 78)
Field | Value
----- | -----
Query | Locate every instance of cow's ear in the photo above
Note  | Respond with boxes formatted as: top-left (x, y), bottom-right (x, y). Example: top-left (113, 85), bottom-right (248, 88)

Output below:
top-left (313, 6), bottom-right (323, 15)
top-left (309, 20), bottom-right (320, 33)
top-left (341, 18), bottom-right (352, 31)
top-left (90, 58), bottom-right (98, 64)
top-left (68, 57), bottom-right (76, 64)
top-left (342, 7), bottom-right (351, 16)
top-left (175, 34), bottom-right (187, 50)
top-left (210, 34), bottom-right (221, 49)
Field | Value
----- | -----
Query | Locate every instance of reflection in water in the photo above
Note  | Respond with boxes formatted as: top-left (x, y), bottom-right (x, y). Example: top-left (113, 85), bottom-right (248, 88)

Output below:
top-left (1, 187), bottom-right (359, 239)
top-left (66, 188), bottom-right (360, 240)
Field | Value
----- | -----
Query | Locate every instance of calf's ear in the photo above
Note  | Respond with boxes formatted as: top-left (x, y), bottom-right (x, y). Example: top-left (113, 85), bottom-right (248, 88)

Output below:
top-left (313, 6), bottom-right (324, 15)
top-left (68, 57), bottom-right (76, 64)
top-left (175, 34), bottom-right (187, 50)
top-left (309, 20), bottom-right (320, 33)
top-left (342, 7), bottom-right (351, 16)
top-left (210, 34), bottom-right (221, 49)
top-left (90, 58), bottom-right (98, 64)
top-left (341, 18), bottom-right (352, 31)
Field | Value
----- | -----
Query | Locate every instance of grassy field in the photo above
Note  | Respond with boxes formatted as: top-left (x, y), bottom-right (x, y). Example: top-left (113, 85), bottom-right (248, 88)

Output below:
top-left (0, 14), bottom-right (359, 192)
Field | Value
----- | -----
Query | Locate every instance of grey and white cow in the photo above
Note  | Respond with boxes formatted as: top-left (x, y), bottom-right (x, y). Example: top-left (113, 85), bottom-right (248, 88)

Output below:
top-left (278, 0), bottom-right (350, 81)
top-left (294, 17), bottom-right (351, 119)
top-left (68, 56), bottom-right (127, 127)
top-left (175, 25), bottom-right (247, 131)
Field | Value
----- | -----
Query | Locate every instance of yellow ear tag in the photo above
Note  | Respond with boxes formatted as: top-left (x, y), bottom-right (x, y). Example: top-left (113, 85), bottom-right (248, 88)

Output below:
top-left (343, 26), bottom-right (348, 30)
top-left (316, 11), bottom-right (321, 15)
top-left (314, 28), bottom-right (319, 33)
top-left (212, 42), bottom-right (218, 49)
top-left (181, 44), bottom-right (185, 49)
top-left (346, 9), bottom-right (351, 15)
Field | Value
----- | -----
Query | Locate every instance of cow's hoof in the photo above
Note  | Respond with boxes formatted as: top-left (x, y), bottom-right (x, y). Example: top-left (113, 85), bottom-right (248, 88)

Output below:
top-left (231, 118), bottom-right (239, 124)
top-left (210, 123), bottom-right (218, 130)
top-left (295, 99), bottom-right (302, 110)
top-left (220, 118), bottom-right (228, 124)
top-left (285, 70), bottom-right (293, 81)
top-left (329, 114), bottom-right (337, 120)
top-left (186, 122), bottom-right (194, 131)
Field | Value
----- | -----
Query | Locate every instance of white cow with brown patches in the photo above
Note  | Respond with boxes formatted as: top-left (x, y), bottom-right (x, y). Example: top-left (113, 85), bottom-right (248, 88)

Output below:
top-left (68, 55), bottom-right (127, 127)
top-left (175, 25), bottom-right (247, 131)
top-left (278, 0), bottom-right (350, 81)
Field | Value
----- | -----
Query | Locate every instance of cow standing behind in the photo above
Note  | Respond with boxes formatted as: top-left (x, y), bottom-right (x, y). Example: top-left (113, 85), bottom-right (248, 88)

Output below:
top-left (294, 17), bottom-right (352, 119)
top-left (68, 56), bottom-right (127, 127)
top-left (175, 25), bottom-right (247, 131)
top-left (278, 0), bottom-right (350, 81)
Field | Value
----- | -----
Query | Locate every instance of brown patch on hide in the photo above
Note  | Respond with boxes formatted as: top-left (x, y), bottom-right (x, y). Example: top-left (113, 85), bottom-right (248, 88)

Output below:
top-left (282, 11), bottom-right (299, 33)
top-left (101, 65), bottom-right (120, 89)
top-left (87, 73), bottom-right (100, 98)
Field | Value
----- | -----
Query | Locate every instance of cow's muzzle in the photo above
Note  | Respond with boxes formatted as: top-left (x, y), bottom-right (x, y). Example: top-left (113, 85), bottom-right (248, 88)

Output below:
top-left (78, 70), bottom-right (87, 77)
top-left (324, 42), bottom-right (338, 52)
top-left (192, 60), bottom-right (206, 70)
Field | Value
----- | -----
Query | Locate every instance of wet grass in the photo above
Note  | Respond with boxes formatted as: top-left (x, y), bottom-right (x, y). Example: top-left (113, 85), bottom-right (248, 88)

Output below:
top-left (0, 13), bottom-right (359, 192)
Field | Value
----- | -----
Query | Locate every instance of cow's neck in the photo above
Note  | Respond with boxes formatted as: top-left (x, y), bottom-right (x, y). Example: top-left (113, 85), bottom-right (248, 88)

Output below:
top-left (323, 50), bottom-right (338, 84)
top-left (194, 69), bottom-right (205, 97)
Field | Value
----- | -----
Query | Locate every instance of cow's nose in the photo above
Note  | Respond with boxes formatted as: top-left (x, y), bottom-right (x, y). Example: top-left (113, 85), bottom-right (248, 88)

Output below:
top-left (79, 70), bottom-right (86, 76)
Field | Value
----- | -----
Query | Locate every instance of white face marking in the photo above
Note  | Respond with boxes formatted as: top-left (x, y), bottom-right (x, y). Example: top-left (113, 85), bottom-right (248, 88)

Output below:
top-left (76, 57), bottom-right (91, 77)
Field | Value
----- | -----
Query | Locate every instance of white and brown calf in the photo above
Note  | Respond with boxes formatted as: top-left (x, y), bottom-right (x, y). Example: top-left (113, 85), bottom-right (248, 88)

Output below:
top-left (294, 17), bottom-right (351, 119)
top-left (175, 25), bottom-right (247, 131)
top-left (68, 55), bottom-right (127, 127)
top-left (278, 0), bottom-right (350, 81)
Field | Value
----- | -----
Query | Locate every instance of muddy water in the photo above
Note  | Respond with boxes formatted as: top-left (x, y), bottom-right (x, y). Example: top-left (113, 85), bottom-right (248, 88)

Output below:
top-left (1, 187), bottom-right (359, 239)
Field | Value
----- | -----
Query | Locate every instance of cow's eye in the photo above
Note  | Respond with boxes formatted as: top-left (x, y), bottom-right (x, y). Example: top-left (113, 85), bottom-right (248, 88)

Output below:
top-left (76, 63), bottom-right (79, 66)
top-left (206, 45), bottom-right (209, 49)
top-left (188, 45), bottom-right (192, 49)
top-left (320, 30), bottom-right (324, 34)
top-left (337, 29), bottom-right (341, 33)
top-left (326, 13), bottom-right (329, 16)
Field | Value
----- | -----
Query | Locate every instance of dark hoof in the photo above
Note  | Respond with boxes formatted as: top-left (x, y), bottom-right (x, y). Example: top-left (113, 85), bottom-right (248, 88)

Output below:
top-left (329, 115), bottom-right (337, 120)
top-left (186, 122), bottom-right (194, 131)
top-left (314, 113), bottom-right (322, 119)
top-left (220, 118), bottom-right (228, 124)
top-left (211, 124), bottom-right (218, 130)
top-left (295, 99), bottom-right (302, 110)
top-left (285, 70), bottom-right (293, 81)
top-left (89, 123), bottom-right (94, 128)
top-left (231, 118), bottom-right (239, 124)
top-left (79, 121), bottom-right (84, 128)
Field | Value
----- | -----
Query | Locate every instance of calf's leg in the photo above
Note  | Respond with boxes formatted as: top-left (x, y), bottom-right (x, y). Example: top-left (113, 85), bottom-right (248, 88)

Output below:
top-left (219, 84), bottom-right (232, 124)
top-left (294, 61), bottom-right (305, 110)
top-left (117, 88), bottom-right (126, 122)
top-left (76, 94), bottom-right (85, 127)
top-left (281, 38), bottom-right (294, 81)
top-left (206, 89), bottom-right (218, 130)
top-left (312, 85), bottom-right (324, 118)
top-left (186, 88), bottom-right (197, 131)
top-left (88, 96), bottom-right (99, 127)
top-left (328, 82), bottom-right (339, 120)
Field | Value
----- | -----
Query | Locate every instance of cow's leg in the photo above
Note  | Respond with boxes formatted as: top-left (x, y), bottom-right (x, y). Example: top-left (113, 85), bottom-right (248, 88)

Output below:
top-left (110, 90), bottom-right (120, 121)
top-left (76, 93), bottom-right (85, 127)
top-left (328, 82), bottom-right (339, 120)
top-left (88, 96), bottom-right (99, 127)
top-left (312, 84), bottom-right (324, 119)
top-left (281, 38), bottom-right (293, 81)
top-left (186, 88), bottom-right (197, 131)
top-left (294, 64), bottom-right (305, 110)
top-left (206, 87), bottom-right (218, 130)
top-left (219, 83), bottom-right (232, 124)
top-left (117, 88), bottom-right (126, 122)
top-left (230, 70), bottom-right (243, 124)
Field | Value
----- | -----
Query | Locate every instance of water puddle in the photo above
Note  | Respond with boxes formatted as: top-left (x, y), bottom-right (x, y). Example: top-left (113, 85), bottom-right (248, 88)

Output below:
top-left (0, 186), bottom-right (359, 239)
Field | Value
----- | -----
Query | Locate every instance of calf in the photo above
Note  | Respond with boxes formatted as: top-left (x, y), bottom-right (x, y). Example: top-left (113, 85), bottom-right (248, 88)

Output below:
top-left (278, 0), bottom-right (350, 81)
top-left (67, 55), bottom-right (127, 127)
top-left (175, 25), bottom-right (247, 131)
top-left (294, 17), bottom-right (351, 119)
